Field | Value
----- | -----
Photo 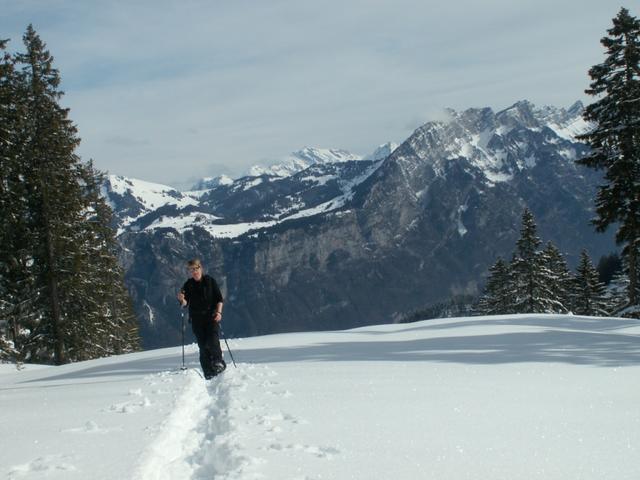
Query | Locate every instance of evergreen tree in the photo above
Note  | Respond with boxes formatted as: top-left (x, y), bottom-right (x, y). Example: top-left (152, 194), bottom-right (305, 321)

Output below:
top-left (510, 209), bottom-right (556, 313)
top-left (608, 270), bottom-right (632, 313)
top-left (13, 25), bottom-right (87, 363)
top-left (477, 257), bottom-right (513, 315)
top-left (541, 242), bottom-right (573, 313)
top-left (577, 8), bottom-right (640, 314)
top-left (0, 37), bottom-right (38, 361)
top-left (0, 26), bottom-right (140, 363)
top-left (69, 163), bottom-right (139, 358)
top-left (0, 38), bottom-right (15, 360)
top-left (573, 250), bottom-right (610, 316)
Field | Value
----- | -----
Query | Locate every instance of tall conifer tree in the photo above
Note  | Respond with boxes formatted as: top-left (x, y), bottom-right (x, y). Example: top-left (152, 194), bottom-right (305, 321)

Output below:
top-left (577, 8), bottom-right (640, 314)
top-left (0, 38), bottom-right (17, 359)
top-left (14, 25), bottom-right (86, 363)
top-left (0, 37), bottom-right (38, 361)
top-left (0, 26), bottom-right (139, 363)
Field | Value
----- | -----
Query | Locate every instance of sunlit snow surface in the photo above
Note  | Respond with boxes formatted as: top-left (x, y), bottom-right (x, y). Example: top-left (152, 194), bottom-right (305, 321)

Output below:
top-left (2, 314), bottom-right (640, 479)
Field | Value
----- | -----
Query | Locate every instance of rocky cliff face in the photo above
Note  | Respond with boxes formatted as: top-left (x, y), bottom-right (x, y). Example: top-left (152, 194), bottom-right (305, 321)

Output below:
top-left (108, 101), bottom-right (614, 348)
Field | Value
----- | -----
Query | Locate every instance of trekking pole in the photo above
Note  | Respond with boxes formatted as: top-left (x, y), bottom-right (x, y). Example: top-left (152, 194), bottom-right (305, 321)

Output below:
top-left (180, 310), bottom-right (187, 371)
top-left (220, 328), bottom-right (237, 368)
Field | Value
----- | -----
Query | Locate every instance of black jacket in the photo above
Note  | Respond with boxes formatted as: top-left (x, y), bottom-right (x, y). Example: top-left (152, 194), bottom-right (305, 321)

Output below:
top-left (182, 275), bottom-right (224, 318)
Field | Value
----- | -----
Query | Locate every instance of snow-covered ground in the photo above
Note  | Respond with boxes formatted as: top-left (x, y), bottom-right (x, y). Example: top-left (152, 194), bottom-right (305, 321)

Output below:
top-left (2, 314), bottom-right (640, 479)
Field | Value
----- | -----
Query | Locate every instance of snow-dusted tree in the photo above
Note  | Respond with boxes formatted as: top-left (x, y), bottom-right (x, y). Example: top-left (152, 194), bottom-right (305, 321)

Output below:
top-left (510, 209), bottom-right (556, 313)
top-left (477, 257), bottom-right (513, 315)
top-left (0, 37), bottom-right (39, 362)
top-left (0, 38), bottom-right (14, 360)
top-left (0, 26), bottom-right (140, 363)
top-left (541, 242), bottom-right (573, 313)
top-left (63, 163), bottom-right (139, 359)
top-left (577, 8), bottom-right (640, 314)
top-left (572, 250), bottom-right (610, 316)
top-left (13, 25), bottom-right (88, 363)
top-left (608, 271), bottom-right (631, 313)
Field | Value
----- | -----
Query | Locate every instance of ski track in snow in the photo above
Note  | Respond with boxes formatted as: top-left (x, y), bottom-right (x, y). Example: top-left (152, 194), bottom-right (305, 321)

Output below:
top-left (134, 363), bottom-right (336, 480)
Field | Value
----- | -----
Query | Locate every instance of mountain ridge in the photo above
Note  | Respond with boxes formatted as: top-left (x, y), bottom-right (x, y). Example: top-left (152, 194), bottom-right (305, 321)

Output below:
top-left (103, 100), bottom-right (613, 348)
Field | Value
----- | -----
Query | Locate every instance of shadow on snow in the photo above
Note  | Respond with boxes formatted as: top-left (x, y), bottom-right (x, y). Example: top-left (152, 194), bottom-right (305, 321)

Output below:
top-left (238, 315), bottom-right (640, 368)
top-left (13, 315), bottom-right (640, 387)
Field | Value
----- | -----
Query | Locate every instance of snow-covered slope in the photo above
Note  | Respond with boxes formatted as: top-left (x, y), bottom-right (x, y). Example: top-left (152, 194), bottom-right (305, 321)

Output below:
top-left (104, 145), bottom-right (389, 237)
top-left (144, 159), bottom-right (383, 238)
top-left (105, 157), bottom-right (384, 239)
top-left (2, 314), bottom-right (639, 480)
top-left (103, 176), bottom-right (199, 232)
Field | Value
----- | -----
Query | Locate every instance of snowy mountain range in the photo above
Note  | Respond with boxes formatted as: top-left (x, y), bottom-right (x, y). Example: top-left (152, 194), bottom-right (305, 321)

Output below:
top-left (103, 100), bottom-right (615, 348)
top-left (103, 144), bottom-right (398, 236)
top-left (181, 145), bottom-right (398, 193)
top-left (247, 147), bottom-right (363, 178)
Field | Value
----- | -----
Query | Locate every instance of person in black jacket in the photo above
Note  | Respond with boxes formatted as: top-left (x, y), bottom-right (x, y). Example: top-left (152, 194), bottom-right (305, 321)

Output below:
top-left (177, 259), bottom-right (226, 379)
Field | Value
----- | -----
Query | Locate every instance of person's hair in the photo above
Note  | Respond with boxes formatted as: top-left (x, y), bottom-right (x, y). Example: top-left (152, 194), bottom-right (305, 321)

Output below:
top-left (187, 258), bottom-right (202, 269)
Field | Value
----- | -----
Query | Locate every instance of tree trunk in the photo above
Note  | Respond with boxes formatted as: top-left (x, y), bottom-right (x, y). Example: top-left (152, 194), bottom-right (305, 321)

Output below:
top-left (41, 178), bottom-right (64, 364)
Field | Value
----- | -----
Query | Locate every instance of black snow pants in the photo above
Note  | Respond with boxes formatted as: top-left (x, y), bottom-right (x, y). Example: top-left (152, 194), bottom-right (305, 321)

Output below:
top-left (191, 314), bottom-right (224, 377)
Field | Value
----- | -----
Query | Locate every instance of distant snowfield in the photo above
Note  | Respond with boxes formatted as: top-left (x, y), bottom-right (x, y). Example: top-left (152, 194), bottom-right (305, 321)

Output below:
top-left (2, 314), bottom-right (640, 480)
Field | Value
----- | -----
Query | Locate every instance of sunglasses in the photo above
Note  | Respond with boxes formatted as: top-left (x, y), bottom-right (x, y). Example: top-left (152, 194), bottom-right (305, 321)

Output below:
top-left (188, 266), bottom-right (201, 272)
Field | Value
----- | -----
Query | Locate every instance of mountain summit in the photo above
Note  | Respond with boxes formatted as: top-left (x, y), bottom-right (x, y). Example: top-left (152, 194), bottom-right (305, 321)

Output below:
top-left (247, 147), bottom-right (363, 178)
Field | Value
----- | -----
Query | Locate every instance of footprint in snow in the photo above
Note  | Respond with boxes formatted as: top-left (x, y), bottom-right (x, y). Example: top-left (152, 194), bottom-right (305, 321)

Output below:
top-left (61, 420), bottom-right (122, 434)
top-left (254, 412), bottom-right (300, 426)
top-left (8, 455), bottom-right (77, 478)
top-left (259, 379), bottom-right (280, 387)
top-left (265, 389), bottom-right (293, 398)
top-left (265, 443), bottom-right (340, 459)
top-left (106, 397), bottom-right (152, 414)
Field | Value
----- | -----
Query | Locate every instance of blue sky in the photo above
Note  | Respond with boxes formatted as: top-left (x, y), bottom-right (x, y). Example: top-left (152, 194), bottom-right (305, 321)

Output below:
top-left (1, 0), bottom-right (622, 187)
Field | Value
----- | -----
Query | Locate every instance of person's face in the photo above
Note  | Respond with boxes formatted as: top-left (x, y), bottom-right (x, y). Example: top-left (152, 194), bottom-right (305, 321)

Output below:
top-left (188, 265), bottom-right (202, 281)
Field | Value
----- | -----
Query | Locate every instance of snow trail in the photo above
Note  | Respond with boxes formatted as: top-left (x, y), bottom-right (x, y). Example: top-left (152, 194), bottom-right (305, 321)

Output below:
top-left (188, 368), bottom-right (250, 479)
top-left (133, 365), bottom-right (278, 480)
top-left (132, 370), bottom-right (212, 480)
top-left (188, 364), bottom-right (308, 479)
top-left (134, 361), bottom-right (328, 479)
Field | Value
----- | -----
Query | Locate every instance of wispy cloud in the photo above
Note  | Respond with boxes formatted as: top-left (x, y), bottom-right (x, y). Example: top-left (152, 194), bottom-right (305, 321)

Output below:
top-left (1, 0), bottom-right (621, 187)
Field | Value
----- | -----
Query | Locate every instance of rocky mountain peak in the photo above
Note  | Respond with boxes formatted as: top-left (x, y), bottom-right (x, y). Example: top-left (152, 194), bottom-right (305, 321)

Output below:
top-left (495, 100), bottom-right (539, 129)
top-left (380, 99), bottom-right (590, 196)
top-left (567, 100), bottom-right (584, 117)
top-left (293, 147), bottom-right (361, 165)
top-left (365, 142), bottom-right (399, 161)
top-left (190, 175), bottom-right (234, 191)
